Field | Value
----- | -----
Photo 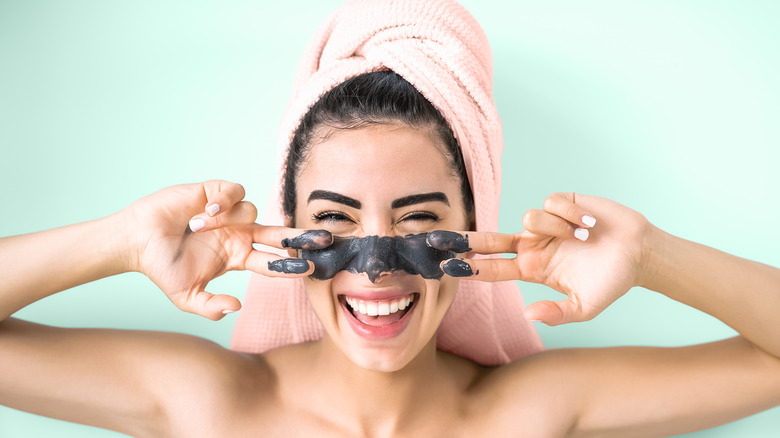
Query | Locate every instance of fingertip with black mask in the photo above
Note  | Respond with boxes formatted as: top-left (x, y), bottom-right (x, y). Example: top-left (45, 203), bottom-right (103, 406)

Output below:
top-left (426, 230), bottom-right (471, 253)
top-left (268, 258), bottom-right (312, 275)
top-left (281, 229), bottom-right (334, 250)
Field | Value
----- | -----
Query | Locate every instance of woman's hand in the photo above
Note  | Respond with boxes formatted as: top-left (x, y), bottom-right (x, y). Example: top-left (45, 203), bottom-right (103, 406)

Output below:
top-left (120, 180), bottom-right (331, 320)
top-left (429, 193), bottom-right (655, 325)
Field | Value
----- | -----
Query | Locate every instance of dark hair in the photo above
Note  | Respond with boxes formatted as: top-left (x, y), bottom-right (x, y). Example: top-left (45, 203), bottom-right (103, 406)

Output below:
top-left (282, 70), bottom-right (474, 222)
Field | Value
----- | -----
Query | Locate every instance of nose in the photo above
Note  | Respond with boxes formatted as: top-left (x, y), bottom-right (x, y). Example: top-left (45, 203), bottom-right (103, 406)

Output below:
top-left (354, 236), bottom-right (400, 283)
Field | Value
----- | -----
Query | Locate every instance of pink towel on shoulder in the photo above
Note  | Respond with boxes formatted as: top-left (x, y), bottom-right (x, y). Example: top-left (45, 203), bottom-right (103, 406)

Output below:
top-left (230, 0), bottom-right (544, 365)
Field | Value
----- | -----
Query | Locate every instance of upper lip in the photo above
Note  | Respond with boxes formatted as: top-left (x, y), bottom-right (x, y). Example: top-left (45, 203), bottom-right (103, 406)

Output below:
top-left (338, 289), bottom-right (415, 301)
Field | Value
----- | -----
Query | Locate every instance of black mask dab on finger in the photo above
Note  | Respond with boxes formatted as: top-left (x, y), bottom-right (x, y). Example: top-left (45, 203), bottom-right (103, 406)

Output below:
top-left (281, 229), bottom-right (333, 250)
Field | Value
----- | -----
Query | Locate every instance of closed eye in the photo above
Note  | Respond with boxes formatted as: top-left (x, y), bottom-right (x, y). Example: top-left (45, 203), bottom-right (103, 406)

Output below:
top-left (311, 211), bottom-right (354, 224)
top-left (399, 211), bottom-right (440, 223)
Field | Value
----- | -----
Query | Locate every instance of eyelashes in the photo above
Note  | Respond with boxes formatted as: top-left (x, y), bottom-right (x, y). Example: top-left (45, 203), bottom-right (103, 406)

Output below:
top-left (310, 210), bottom-right (440, 224)
top-left (311, 211), bottom-right (352, 224)
top-left (400, 211), bottom-right (440, 222)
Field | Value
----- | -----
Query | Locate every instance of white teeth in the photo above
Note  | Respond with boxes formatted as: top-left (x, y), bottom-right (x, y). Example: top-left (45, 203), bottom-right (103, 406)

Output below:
top-left (345, 294), bottom-right (415, 316)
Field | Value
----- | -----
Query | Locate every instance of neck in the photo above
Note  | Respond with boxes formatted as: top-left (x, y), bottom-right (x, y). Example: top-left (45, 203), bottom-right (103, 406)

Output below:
top-left (307, 335), bottom-right (448, 433)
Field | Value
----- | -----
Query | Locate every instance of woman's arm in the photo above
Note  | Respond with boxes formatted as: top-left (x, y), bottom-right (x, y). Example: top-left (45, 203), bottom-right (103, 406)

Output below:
top-left (477, 335), bottom-right (780, 437)
top-left (0, 181), bottom-right (324, 436)
top-left (563, 222), bottom-right (780, 436)
top-left (559, 225), bottom-right (780, 437)
top-left (1, 180), bottom-right (257, 321)
top-left (643, 226), bottom-right (780, 357)
top-left (434, 193), bottom-right (780, 436)
top-left (0, 213), bottom-right (128, 321)
top-left (0, 317), bottom-right (261, 437)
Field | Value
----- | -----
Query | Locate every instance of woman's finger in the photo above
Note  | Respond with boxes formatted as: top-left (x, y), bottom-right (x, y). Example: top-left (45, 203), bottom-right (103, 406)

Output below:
top-left (522, 209), bottom-right (590, 242)
top-left (523, 298), bottom-right (591, 326)
top-left (251, 225), bottom-right (333, 250)
top-left (440, 257), bottom-right (521, 282)
top-left (201, 180), bottom-right (247, 217)
top-left (542, 192), bottom-right (598, 229)
top-left (244, 250), bottom-right (315, 277)
top-left (189, 200), bottom-right (258, 232)
top-left (169, 289), bottom-right (242, 321)
top-left (427, 230), bottom-right (517, 255)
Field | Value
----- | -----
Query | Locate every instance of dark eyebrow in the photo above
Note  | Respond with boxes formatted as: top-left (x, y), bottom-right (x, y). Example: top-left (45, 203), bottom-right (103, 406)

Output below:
top-left (307, 190), bottom-right (361, 209)
top-left (391, 192), bottom-right (450, 209)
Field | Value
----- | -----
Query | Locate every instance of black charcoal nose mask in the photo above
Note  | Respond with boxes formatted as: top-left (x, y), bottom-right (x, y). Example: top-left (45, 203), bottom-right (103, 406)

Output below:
top-left (300, 233), bottom-right (457, 282)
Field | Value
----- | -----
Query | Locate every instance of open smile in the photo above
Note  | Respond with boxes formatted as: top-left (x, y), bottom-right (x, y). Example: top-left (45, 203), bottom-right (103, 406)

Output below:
top-left (338, 293), bottom-right (419, 339)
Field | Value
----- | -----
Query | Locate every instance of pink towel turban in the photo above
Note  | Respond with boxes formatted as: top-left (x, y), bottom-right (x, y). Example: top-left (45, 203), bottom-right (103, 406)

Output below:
top-left (230, 0), bottom-right (544, 365)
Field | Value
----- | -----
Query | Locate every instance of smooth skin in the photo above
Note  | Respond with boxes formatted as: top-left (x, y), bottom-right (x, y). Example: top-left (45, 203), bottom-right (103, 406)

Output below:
top-left (2, 124), bottom-right (780, 437)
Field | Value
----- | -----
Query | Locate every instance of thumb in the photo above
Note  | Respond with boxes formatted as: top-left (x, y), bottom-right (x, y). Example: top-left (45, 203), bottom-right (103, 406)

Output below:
top-left (172, 290), bottom-right (242, 321)
top-left (524, 298), bottom-right (585, 326)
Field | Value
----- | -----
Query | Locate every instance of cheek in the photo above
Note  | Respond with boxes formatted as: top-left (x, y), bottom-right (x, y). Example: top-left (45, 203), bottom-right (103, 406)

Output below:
top-left (436, 276), bottom-right (459, 305)
top-left (303, 277), bottom-right (339, 324)
top-left (303, 276), bottom-right (330, 298)
top-left (422, 276), bottom-right (459, 323)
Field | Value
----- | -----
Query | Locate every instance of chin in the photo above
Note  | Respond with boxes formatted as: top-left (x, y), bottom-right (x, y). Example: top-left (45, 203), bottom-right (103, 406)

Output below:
top-left (343, 344), bottom-right (421, 372)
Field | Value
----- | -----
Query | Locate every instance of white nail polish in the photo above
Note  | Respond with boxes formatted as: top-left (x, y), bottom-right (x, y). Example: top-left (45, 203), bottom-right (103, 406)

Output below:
top-left (189, 218), bottom-right (205, 232)
top-left (206, 204), bottom-right (220, 216)
top-left (574, 228), bottom-right (589, 241)
top-left (582, 215), bottom-right (597, 228)
top-left (222, 309), bottom-right (236, 314)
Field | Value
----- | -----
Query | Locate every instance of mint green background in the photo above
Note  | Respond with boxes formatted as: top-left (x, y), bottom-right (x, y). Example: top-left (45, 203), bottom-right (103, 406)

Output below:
top-left (1, 1), bottom-right (778, 436)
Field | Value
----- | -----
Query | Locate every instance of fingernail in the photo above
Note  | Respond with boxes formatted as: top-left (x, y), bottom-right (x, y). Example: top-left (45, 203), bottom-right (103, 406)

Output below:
top-left (574, 228), bottom-right (589, 241)
top-left (426, 230), bottom-right (471, 253)
top-left (206, 204), bottom-right (220, 216)
top-left (222, 309), bottom-right (236, 315)
top-left (268, 258), bottom-right (311, 274)
top-left (189, 218), bottom-right (205, 232)
top-left (442, 259), bottom-right (474, 277)
top-left (281, 230), bottom-right (333, 250)
top-left (582, 215), bottom-right (596, 228)
top-left (528, 319), bottom-right (543, 323)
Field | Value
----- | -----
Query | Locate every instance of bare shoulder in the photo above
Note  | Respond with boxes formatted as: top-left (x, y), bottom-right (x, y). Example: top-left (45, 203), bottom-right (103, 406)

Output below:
top-left (0, 318), bottom-right (276, 437)
top-left (144, 332), bottom-right (276, 435)
top-left (463, 349), bottom-right (586, 437)
top-left (73, 326), bottom-right (277, 435)
top-left (461, 339), bottom-right (779, 438)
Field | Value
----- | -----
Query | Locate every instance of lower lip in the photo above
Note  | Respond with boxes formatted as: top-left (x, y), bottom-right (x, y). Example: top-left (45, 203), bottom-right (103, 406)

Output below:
top-left (340, 296), bottom-right (416, 340)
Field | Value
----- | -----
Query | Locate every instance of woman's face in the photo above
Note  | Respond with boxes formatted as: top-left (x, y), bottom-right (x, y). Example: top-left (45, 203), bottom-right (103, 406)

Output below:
top-left (293, 122), bottom-right (470, 372)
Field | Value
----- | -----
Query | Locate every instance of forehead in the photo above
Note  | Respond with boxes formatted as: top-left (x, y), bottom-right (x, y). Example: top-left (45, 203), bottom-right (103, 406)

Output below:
top-left (297, 124), bottom-right (458, 199)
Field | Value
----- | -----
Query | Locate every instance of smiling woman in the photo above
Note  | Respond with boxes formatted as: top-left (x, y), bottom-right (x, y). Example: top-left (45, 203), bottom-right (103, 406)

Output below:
top-left (2, 0), bottom-right (780, 437)
top-left (231, 6), bottom-right (544, 365)
top-left (292, 121), bottom-right (471, 371)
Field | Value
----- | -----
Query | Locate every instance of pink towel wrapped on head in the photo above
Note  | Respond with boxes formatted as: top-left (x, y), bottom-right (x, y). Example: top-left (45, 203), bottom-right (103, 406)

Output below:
top-left (230, 0), bottom-right (544, 365)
